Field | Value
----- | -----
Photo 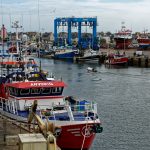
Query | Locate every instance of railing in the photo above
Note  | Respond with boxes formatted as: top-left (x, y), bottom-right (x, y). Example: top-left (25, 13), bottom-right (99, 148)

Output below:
top-left (37, 102), bottom-right (98, 121)
top-left (69, 103), bottom-right (97, 113)
top-left (0, 97), bottom-right (99, 122)
top-left (0, 97), bottom-right (18, 115)
top-left (0, 97), bottom-right (6, 110)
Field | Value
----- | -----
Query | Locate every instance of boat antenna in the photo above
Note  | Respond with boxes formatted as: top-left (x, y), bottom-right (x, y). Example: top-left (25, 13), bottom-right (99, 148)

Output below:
top-left (29, 11), bottom-right (32, 32)
top-left (38, 0), bottom-right (40, 38)
top-left (9, 12), bottom-right (12, 41)
top-left (37, 0), bottom-right (42, 72)
top-left (1, 0), bottom-right (4, 77)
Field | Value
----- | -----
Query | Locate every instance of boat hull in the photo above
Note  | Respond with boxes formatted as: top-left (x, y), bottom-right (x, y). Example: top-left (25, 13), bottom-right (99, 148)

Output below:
top-left (114, 38), bottom-right (132, 49)
top-left (0, 109), bottom-right (99, 150)
top-left (139, 44), bottom-right (150, 49)
top-left (57, 123), bottom-right (96, 150)
top-left (106, 57), bottom-right (128, 65)
top-left (54, 51), bottom-right (75, 59)
top-left (137, 39), bottom-right (150, 49)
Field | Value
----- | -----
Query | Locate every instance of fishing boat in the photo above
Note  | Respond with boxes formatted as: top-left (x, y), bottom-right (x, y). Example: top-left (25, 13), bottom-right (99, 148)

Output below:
top-left (114, 22), bottom-right (132, 49)
top-left (105, 52), bottom-right (128, 65)
top-left (87, 67), bottom-right (97, 72)
top-left (76, 49), bottom-right (100, 62)
top-left (83, 49), bottom-right (100, 59)
top-left (52, 46), bottom-right (76, 60)
top-left (0, 64), bottom-right (103, 150)
top-left (137, 30), bottom-right (150, 49)
top-left (0, 23), bottom-right (24, 61)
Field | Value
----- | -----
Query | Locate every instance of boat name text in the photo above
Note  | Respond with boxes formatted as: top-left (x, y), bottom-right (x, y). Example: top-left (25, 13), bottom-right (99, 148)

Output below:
top-left (31, 82), bottom-right (53, 86)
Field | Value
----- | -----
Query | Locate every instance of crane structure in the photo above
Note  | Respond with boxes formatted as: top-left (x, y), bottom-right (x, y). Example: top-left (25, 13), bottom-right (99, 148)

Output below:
top-left (28, 100), bottom-right (61, 150)
top-left (54, 17), bottom-right (99, 50)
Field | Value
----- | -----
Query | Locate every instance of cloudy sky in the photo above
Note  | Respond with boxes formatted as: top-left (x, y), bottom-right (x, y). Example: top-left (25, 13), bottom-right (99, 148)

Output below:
top-left (0, 0), bottom-right (150, 33)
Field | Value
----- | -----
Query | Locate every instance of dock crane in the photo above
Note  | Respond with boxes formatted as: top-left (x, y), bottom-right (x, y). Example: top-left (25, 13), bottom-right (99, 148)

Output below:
top-left (28, 100), bottom-right (61, 150)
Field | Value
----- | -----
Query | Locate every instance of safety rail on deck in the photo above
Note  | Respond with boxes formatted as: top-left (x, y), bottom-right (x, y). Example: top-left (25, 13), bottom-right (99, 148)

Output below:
top-left (37, 102), bottom-right (98, 121)
top-left (69, 103), bottom-right (97, 112)
top-left (0, 97), bottom-right (7, 110)
top-left (0, 97), bottom-right (18, 114)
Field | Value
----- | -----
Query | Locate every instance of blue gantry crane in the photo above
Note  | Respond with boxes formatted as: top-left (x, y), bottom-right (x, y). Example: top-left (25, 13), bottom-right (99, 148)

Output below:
top-left (54, 17), bottom-right (99, 50)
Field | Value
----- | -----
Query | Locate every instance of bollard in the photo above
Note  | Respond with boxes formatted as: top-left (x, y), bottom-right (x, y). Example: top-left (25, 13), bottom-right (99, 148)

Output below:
top-left (129, 57), bottom-right (133, 66)
top-left (138, 58), bottom-right (141, 66)
top-left (145, 57), bottom-right (148, 67)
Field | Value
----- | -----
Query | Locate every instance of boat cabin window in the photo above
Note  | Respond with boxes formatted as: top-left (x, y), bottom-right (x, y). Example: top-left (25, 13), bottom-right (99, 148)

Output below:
top-left (52, 88), bottom-right (56, 93)
top-left (20, 89), bottom-right (30, 95)
top-left (9, 87), bottom-right (18, 96)
top-left (12, 87), bottom-right (64, 97)
top-left (51, 87), bottom-right (63, 94)
top-left (31, 88), bottom-right (41, 95)
top-left (42, 88), bottom-right (51, 94)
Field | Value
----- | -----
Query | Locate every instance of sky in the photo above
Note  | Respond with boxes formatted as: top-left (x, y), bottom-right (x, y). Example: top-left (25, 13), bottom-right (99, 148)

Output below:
top-left (0, 0), bottom-right (150, 33)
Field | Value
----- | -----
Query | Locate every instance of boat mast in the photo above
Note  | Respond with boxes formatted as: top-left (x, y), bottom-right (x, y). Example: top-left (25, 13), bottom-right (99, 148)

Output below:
top-left (38, 0), bottom-right (42, 72)
top-left (121, 21), bottom-right (126, 51)
top-left (11, 21), bottom-right (22, 55)
top-left (1, 0), bottom-right (4, 76)
top-left (9, 12), bottom-right (12, 41)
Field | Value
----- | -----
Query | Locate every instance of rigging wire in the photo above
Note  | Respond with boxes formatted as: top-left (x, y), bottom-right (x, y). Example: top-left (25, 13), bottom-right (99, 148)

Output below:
top-left (38, 0), bottom-right (40, 35)
top-left (1, 0), bottom-right (4, 77)
top-left (37, 0), bottom-right (41, 72)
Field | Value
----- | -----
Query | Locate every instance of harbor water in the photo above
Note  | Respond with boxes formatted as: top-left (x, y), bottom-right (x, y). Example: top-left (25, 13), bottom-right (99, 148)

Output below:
top-left (38, 58), bottom-right (150, 150)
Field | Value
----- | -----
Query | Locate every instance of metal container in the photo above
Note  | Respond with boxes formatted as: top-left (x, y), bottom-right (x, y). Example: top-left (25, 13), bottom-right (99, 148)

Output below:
top-left (18, 133), bottom-right (47, 150)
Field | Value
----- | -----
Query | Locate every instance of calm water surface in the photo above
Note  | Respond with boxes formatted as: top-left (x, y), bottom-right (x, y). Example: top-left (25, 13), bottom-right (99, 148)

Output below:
top-left (38, 58), bottom-right (150, 150)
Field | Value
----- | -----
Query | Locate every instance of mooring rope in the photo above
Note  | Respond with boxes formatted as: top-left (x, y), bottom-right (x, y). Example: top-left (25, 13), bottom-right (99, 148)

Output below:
top-left (81, 117), bottom-right (89, 150)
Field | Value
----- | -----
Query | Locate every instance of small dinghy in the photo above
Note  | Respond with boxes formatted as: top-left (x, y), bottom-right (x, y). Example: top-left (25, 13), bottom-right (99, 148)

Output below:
top-left (87, 67), bottom-right (97, 72)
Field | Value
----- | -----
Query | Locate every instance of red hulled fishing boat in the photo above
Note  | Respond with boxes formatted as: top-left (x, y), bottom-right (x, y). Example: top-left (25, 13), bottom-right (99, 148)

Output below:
top-left (0, 66), bottom-right (103, 150)
top-left (114, 23), bottom-right (132, 49)
top-left (137, 30), bottom-right (150, 49)
top-left (105, 52), bottom-right (128, 65)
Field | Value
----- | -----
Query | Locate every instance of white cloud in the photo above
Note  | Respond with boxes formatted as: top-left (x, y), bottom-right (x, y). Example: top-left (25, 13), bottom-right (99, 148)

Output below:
top-left (0, 0), bottom-right (150, 32)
